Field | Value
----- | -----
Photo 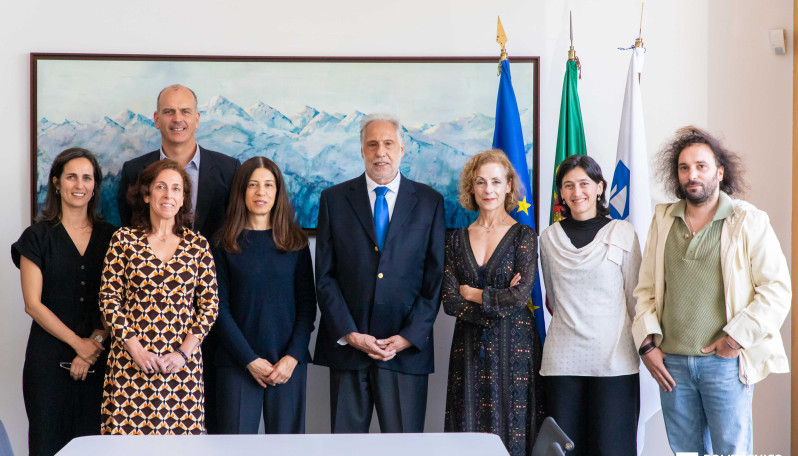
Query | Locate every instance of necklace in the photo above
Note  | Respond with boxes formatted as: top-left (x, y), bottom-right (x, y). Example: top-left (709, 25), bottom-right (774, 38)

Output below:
top-left (150, 232), bottom-right (168, 243)
top-left (62, 220), bottom-right (92, 232)
top-left (684, 211), bottom-right (697, 237)
top-left (477, 213), bottom-right (508, 233)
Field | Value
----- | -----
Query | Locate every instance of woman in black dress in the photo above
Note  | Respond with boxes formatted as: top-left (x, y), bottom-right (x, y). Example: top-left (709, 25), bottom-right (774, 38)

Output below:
top-left (12, 148), bottom-right (116, 456)
top-left (213, 157), bottom-right (316, 434)
top-left (443, 149), bottom-right (544, 456)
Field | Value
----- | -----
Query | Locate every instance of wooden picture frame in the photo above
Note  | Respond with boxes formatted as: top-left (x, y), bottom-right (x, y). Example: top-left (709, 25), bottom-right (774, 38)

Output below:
top-left (31, 53), bottom-right (540, 229)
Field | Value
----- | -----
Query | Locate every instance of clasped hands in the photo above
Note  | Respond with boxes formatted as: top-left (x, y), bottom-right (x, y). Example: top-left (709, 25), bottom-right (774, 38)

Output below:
top-left (127, 345), bottom-right (186, 375)
top-left (125, 337), bottom-right (191, 376)
top-left (247, 355), bottom-right (298, 388)
top-left (345, 332), bottom-right (411, 361)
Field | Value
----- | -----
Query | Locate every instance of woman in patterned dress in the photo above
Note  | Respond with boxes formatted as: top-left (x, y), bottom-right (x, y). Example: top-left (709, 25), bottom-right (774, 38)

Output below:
top-left (100, 159), bottom-right (219, 435)
top-left (12, 148), bottom-right (115, 456)
top-left (442, 150), bottom-right (544, 456)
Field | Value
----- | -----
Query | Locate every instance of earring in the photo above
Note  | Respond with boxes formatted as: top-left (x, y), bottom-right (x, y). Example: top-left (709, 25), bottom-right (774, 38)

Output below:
top-left (55, 189), bottom-right (60, 195)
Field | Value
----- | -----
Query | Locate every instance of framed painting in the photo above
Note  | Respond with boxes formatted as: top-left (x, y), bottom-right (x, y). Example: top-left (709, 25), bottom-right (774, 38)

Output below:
top-left (31, 54), bottom-right (540, 230)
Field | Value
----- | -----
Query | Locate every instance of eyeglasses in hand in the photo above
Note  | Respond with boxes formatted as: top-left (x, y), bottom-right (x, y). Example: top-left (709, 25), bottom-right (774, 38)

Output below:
top-left (59, 362), bottom-right (96, 374)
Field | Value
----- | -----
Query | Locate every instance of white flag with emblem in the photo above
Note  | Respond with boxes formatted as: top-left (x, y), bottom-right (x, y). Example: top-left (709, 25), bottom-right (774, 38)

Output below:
top-left (610, 46), bottom-right (652, 239)
top-left (609, 46), bottom-right (658, 455)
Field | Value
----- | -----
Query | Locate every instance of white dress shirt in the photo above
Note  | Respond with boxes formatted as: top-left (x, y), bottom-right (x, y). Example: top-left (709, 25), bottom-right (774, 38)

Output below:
top-left (160, 144), bottom-right (201, 215)
top-left (337, 172), bottom-right (402, 346)
top-left (365, 172), bottom-right (401, 220)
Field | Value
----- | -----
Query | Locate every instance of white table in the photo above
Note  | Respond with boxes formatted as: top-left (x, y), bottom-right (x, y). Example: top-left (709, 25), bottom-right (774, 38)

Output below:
top-left (57, 432), bottom-right (509, 456)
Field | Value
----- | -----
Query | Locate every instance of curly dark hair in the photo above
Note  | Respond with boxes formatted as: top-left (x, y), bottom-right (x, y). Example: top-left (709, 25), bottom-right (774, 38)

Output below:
top-left (555, 154), bottom-right (610, 219)
top-left (656, 126), bottom-right (747, 199)
top-left (127, 159), bottom-right (193, 234)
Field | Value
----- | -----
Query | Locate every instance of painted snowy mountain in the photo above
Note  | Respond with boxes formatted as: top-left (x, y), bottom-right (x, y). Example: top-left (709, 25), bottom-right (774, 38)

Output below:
top-left (36, 97), bottom-right (534, 228)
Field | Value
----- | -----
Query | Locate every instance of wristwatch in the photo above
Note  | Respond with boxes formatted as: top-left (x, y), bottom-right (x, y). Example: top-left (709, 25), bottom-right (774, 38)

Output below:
top-left (638, 341), bottom-right (656, 356)
top-left (93, 334), bottom-right (104, 344)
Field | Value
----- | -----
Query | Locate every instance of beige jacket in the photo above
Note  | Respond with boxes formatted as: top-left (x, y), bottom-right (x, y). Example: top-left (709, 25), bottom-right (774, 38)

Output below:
top-left (632, 199), bottom-right (791, 384)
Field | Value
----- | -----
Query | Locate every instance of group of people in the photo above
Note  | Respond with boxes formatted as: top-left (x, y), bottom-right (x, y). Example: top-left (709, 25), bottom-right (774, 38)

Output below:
top-left (12, 83), bottom-right (790, 456)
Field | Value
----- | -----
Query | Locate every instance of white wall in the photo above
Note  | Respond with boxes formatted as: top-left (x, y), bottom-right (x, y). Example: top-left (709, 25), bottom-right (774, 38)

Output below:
top-left (707, 0), bottom-right (794, 453)
top-left (0, 1), bottom-right (790, 455)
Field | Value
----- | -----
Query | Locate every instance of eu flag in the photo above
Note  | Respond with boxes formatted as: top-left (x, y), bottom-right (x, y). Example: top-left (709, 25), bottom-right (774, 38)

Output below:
top-left (492, 59), bottom-right (546, 345)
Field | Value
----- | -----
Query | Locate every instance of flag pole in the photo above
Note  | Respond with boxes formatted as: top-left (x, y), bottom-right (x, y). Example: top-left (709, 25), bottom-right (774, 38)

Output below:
top-left (491, 21), bottom-right (547, 344)
top-left (568, 11), bottom-right (577, 61)
top-left (611, 11), bottom-right (657, 452)
top-left (568, 11), bottom-right (581, 78)
top-left (635, 3), bottom-right (644, 83)
top-left (635, 3), bottom-right (645, 48)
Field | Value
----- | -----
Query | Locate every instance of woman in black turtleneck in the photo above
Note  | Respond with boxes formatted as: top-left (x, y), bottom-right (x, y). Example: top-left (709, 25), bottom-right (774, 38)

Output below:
top-left (558, 211), bottom-right (611, 248)
top-left (539, 155), bottom-right (642, 456)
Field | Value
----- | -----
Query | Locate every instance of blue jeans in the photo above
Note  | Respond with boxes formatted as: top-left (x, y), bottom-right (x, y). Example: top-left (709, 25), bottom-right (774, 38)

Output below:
top-left (660, 354), bottom-right (753, 455)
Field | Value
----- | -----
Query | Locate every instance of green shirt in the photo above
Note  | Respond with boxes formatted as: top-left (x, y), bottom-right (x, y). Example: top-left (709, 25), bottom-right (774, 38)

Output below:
top-left (660, 192), bottom-right (734, 356)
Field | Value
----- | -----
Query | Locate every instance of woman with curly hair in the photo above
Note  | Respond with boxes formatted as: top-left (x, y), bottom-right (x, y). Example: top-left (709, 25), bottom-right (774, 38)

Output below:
top-left (443, 149), bottom-right (544, 456)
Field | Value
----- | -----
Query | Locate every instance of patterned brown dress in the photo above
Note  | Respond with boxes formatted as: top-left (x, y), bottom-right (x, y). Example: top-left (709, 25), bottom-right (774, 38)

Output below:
top-left (99, 226), bottom-right (219, 435)
top-left (443, 223), bottom-right (545, 456)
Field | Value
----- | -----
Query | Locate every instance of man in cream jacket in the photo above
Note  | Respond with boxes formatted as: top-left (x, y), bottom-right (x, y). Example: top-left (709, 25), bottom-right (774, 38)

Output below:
top-left (632, 126), bottom-right (790, 455)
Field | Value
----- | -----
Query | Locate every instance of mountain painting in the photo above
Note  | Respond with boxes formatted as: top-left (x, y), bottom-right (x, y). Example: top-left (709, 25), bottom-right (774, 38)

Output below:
top-left (33, 56), bottom-right (538, 229)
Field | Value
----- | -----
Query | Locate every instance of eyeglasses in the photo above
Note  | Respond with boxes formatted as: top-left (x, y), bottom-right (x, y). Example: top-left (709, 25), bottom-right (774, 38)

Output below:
top-left (59, 362), bottom-right (95, 374)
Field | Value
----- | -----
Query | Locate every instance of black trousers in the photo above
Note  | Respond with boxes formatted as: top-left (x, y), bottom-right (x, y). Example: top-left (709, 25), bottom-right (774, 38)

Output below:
top-left (330, 365), bottom-right (428, 433)
top-left (202, 334), bottom-right (220, 434)
top-left (216, 363), bottom-right (307, 434)
top-left (23, 362), bottom-right (104, 456)
top-left (544, 374), bottom-right (640, 456)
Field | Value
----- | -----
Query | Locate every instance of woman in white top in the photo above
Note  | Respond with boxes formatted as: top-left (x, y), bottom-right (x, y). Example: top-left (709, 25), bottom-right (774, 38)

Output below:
top-left (539, 155), bottom-right (641, 455)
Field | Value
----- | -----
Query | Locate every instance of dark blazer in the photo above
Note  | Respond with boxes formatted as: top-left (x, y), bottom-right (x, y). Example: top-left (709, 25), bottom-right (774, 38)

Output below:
top-left (314, 173), bottom-right (446, 375)
top-left (116, 146), bottom-right (240, 238)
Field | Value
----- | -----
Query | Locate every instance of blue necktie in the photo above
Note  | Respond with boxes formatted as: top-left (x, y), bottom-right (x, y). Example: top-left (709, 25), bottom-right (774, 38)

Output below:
top-left (374, 186), bottom-right (389, 252)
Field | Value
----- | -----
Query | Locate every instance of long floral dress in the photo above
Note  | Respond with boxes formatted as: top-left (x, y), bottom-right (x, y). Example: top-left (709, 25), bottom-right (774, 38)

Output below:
top-left (443, 223), bottom-right (545, 456)
top-left (99, 226), bottom-right (219, 434)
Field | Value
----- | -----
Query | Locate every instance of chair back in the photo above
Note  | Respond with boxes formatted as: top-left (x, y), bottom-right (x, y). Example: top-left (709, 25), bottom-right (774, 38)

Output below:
top-left (0, 419), bottom-right (14, 456)
top-left (531, 417), bottom-right (574, 456)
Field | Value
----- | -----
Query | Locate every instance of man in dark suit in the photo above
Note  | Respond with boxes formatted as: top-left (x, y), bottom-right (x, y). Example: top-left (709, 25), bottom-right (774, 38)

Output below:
top-left (117, 84), bottom-right (240, 238)
top-left (116, 84), bottom-right (239, 434)
top-left (314, 114), bottom-right (446, 433)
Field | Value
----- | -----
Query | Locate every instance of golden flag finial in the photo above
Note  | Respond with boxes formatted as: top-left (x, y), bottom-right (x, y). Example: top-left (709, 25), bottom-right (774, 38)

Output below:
top-left (497, 16), bottom-right (508, 61)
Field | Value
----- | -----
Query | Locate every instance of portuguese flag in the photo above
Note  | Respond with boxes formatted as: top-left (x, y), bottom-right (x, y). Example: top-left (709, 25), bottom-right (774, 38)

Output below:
top-left (550, 59), bottom-right (587, 224)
